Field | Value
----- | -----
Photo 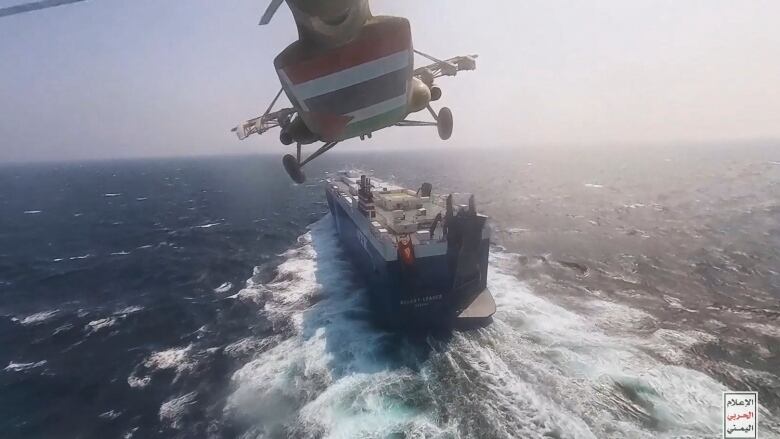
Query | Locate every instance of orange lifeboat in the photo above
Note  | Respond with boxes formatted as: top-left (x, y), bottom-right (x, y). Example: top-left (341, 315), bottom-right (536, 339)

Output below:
top-left (397, 235), bottom-right (415, 266)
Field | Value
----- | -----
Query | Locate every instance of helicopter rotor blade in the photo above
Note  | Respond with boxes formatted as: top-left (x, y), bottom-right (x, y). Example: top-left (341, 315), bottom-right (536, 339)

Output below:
top-left (259, 0), bottom-right (284, 25)
top-left (0, 0), bottom-right (87, 18)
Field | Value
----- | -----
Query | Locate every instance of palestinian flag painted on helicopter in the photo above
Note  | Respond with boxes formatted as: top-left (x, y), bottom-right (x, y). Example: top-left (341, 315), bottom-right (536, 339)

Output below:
top-left (275, 20), bottom-right (413, 141)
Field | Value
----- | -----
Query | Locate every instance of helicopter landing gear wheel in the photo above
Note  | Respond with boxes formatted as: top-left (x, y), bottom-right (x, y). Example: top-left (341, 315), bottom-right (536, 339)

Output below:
top-left (437, 107), bottom-right (453, 140)
top-left (282, 154), bottom-right (306, 184)
top-left (281, 141), bottom-right (339, 184)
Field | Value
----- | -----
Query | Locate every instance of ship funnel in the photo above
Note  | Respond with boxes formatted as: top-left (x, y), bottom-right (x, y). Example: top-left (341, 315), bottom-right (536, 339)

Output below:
top-left (418, 182), bottom-right (432, 197)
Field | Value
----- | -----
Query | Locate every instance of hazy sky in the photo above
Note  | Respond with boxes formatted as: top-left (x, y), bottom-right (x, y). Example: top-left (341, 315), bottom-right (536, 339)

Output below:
top-left (1, 0), bottom-right (778, 162)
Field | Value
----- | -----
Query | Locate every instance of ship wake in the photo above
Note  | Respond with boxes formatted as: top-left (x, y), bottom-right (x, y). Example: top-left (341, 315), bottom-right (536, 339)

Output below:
top-left (224, 215), bottom-right (778, 438)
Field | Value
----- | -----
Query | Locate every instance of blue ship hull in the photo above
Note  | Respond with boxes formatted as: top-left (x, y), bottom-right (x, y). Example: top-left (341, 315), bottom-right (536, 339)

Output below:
top-left (326, 189), bottom-right (491, 329)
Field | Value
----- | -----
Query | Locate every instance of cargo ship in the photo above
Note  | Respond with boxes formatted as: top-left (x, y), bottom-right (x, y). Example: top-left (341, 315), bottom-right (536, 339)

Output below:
top-left (325, 171), bottom-right (495, 329)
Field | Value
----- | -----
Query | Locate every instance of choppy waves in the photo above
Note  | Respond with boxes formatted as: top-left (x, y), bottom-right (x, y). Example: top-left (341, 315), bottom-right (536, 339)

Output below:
top-left (4, 145), bottom-right (778, 439)
top-left (5, 213), bottom-right (778, 438)
top-left (216, 215), bottom-right (779, 438)
top-left (4, 360), bottom-right (47, 373)
top-left (17, 309), bottom-right (59, 325)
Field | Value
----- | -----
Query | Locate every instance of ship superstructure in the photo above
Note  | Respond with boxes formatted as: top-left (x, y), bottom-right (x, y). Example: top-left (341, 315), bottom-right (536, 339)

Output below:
top-left (325, 171), bottom-right (495, 328)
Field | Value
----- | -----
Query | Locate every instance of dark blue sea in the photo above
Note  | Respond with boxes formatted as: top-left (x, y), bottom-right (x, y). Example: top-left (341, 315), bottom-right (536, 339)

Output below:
top-left (1, 146), bottom-right (778, 438)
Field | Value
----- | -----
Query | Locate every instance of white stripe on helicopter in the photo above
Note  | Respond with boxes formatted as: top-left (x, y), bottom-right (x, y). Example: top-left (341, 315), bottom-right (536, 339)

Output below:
top-left (277, 69), bottom-right (310, 112)
top-left (281, 50), bottom-right (410, 101)
top-left (344, 94), bottom-right (408, 125)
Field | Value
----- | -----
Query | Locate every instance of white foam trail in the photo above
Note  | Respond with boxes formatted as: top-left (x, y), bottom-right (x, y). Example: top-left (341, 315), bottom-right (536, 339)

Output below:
top-left (662, 294), bottom-right (698, 313)
top-left (127, 345), bottom-right (195, 390)
top-left (127, 375), bottom-right (151, 389)
top-left (454, 251), bottom-right (766, 437)
top-left (86, 317), bottom-right (117, 333)
top-left (19, 310), bottom-right (58, 325)
top-left (104, 193), bottom-right (122, 197)
top-left (143, 345), bottom-right (194, 373)
top-left (584, 183), bottom-right (604, 188)
top-left (196, 223), bottom-right (221, 229)
top-left (23, 210), bottom-right (42, 214)
top-left (53, 323), bottom-right (73, 335)
top-left (159, 392), bottom-right (197, 430)
top-left (98, 410), bottom-right (121, 420)
top-left (226, 288), bottom-right (266, 305)
top-left (4, 361), bottom-right (47, 372)
top-left (69, 254), bottom-right (93, 261)
top-left (224, 215), bottom-right (772, 438)
top-left (114, 306), bottom-right (143, 316)
top-left (224, 336), bottom-right (283, 358)
top-left (214, 282), bottom-right (233, 294)
top-left (742, 322), bottom-right (780, 339)
top-left (226, 216), bottom-right (429, 436)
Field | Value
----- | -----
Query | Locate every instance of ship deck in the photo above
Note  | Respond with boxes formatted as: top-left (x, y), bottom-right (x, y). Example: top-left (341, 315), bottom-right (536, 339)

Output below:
top-left (327, 171), bottom-right (447, 245)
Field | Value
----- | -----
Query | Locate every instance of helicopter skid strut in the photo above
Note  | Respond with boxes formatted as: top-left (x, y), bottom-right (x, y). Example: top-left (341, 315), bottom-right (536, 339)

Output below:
top-left (283, 141), bottom-right (338, 184)
top-left (396, 105), bottom-right (453, 140)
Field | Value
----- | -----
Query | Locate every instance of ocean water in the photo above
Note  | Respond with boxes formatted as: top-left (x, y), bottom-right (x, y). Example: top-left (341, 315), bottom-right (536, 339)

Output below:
top-left (0, 145), bottom-right (778, 438)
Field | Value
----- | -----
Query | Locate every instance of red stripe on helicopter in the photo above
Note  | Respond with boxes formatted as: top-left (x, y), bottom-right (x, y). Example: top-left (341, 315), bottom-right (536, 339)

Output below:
top-left (280, 23), bottom-right (412, 85)
top-left (303, 111), bottom-right (353, 142)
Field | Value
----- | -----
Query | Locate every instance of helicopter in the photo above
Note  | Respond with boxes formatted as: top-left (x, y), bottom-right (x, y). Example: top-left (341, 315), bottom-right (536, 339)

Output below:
top-left (232, 0), bottom-right (478, 183)
top-left (1, 0), bottom-right (478, 184)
